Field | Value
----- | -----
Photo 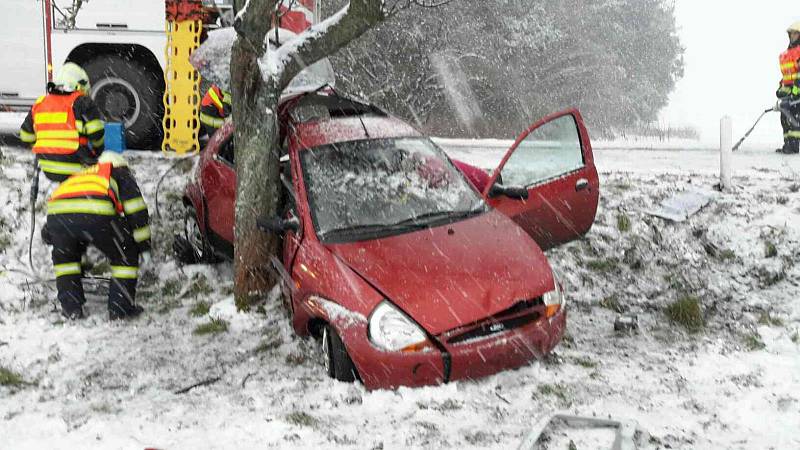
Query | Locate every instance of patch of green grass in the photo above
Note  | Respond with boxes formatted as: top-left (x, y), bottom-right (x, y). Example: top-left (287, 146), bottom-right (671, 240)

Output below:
top-left (617, 213), bottom-right (631, 232)
top-left (0, 367), bottom-right (27, 387)
top-left (254, 337), bottom-right (282, 354)
top-left (791, 331), bottom-right (799, 344)
top-left (586, 258), bottom-right (619, 273)
top-left (180, 275), bottom-right (213, 299)
top-left (718, 249), bottom-right (736, 261)
top-left (599, 296), bottom-right (625, 313)
top-left (758, 312), bottom-right (784, 327)
top-left (776, 196), bottom-right (789, 205)
top-left (536, 383), bottom-right (569, 402)
top-left (743, 333), bottom-right (766, 351)
top-left (192, 318), bottom-right (228, 335)
top-left (665, 296), bottom-right (704, 333)
top-left (284, 352), bottom-right (307, 366)
top-left (285, 411), bottom-right (317, 427)
top-left (573, 357), bottom-right (597, 368)
top-left (764, 241), bottom-right (778, 258)
top-left (188, 301), bottom-right (211, 317)
top-left (161, 279), bottom-right (182, 297)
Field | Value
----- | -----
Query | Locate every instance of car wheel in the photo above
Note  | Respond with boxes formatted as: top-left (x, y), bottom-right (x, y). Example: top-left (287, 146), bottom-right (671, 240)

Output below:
top-left (84, 55), bottom-right (164, 149)
top-left (322, 324), bottom-right (357, 382)
top-left (180, 205), bottom-right (212, 263)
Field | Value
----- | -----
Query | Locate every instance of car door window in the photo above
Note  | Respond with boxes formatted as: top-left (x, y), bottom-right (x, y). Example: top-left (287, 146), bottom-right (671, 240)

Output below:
top-left (500, 115), bottom-right (583, 187)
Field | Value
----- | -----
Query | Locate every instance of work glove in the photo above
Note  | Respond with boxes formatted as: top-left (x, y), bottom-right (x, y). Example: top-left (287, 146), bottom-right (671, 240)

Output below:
top-left (139, 251), bottom-right (152, 270)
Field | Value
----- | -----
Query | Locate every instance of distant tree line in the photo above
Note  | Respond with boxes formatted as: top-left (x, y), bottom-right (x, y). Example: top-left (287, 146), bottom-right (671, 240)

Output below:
top-left (324, 0), bottom-right (684, 138)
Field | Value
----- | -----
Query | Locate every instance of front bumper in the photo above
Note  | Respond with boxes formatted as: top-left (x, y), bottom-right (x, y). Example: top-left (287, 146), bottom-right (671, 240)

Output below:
top-left (339, 308), bottom-right (566, 390)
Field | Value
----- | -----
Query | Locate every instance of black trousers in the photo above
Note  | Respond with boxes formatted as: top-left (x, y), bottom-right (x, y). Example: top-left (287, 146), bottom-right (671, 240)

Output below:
top-left (780, 97), bottom-right (800, 151)
top-left (47, 214), bottom-right (140, 316)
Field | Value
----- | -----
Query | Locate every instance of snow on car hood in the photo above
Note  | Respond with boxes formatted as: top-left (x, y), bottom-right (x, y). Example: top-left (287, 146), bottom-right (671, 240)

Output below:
top-left (326, 211), bottom-right (555, 336)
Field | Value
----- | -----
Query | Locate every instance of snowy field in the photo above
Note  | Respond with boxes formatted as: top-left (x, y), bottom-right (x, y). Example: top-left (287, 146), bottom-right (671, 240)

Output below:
top-left (1, 137), bottom-right (799, 450)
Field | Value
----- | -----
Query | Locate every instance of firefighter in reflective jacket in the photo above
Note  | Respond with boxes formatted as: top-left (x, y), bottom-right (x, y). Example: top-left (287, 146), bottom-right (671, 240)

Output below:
top-left (46, 146), bottom-right (151, 320)
top-left (776, 22), bottom-right (800, 154)
top-left (19, 62), bottom-right (105, 181)
top-left (199, 84), bottom-right (231, 138)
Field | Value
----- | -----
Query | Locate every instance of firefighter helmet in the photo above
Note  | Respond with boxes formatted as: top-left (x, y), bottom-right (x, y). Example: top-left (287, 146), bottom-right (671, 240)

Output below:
top-left (54, 62), bottom-right (91, 94)
top-left (788, 21), bottom-right (800, 34)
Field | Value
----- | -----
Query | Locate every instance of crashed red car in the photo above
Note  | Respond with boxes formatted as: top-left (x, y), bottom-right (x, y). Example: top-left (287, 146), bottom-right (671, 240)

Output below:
top-left (178, 92), bottom-right (599, 389)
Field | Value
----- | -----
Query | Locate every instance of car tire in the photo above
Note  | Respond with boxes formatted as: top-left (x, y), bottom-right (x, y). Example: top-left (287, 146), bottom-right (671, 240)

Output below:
top-left (84, 55), bottom-right (164, 149)
top-left (177, 205), bottom-right (213, 264)
top-left (322, 324), bottom-right (358, 382)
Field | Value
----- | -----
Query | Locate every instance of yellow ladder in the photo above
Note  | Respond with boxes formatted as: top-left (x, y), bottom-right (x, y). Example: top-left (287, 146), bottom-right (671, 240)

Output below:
top-left (162, 19), bottom-right (202, 154)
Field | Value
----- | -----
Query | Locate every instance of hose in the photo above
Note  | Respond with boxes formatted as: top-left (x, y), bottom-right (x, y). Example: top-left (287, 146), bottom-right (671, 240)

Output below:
top-left (28, 159), bottom-right (40, 272)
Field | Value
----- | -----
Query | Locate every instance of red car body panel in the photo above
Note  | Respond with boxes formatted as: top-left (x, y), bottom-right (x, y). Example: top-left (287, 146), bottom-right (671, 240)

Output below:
top-left (184, 93), bottom-right (599, 389)
top-left (484, 109), bottom-right (599, 251)
top-left (326, 211), bottom-right (553, 336)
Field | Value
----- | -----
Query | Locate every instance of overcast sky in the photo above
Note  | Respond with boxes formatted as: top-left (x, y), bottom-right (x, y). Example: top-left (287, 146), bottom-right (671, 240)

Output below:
top-left (660, 1), bottom-right (800, 149)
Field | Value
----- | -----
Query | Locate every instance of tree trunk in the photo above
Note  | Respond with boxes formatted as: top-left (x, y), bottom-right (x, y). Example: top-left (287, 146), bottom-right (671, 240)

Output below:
top-left (230, 0), bottom-right (280, 310)
top-left (228, 0), bottom-right (394, 310)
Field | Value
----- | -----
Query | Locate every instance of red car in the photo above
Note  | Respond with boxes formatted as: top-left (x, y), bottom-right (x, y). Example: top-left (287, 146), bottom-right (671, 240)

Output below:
top-left (177, 91), bottom-right (599, 389)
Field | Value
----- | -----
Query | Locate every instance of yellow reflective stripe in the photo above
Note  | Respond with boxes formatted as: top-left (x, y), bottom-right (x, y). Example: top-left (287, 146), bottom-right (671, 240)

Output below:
top-left (208, 88), bottom-right (223, 109)
top-left (133, 225), bottom-right (151, 243)
top-left (109, 178), bottom-right (119, 199)
top-left (35, 95), bottom-right (46, 105)
top-left (34, 112), bottom-right (68, 124)
top-left (123, 197), bottom-right (147, 214)
top-left (200, 112), bottom-right (224, 128)
top-left (54, 262), bottom-right (82, 278)
top-left (62, 174), bottom-right (110, 189)
top-left (84, 119), bottom-right (104, 134)
top-left (37, 130), bottom-right (80, 139)
top-left (47, 199), bottom-right (117, 215)
top-left (786, 131), bottom-right (800, 138)
top-left (34, 139), bottom-right (80, 150)
top-left (19, 129), bottom-right (37, 143)
top-left (111, 265), bottom-right (138, 279)
top-left (38, 160), bottom-right (83, 175)
top-left (53, 182), bottom-right (108, 198)
top-left (90, 137), bottom-right (105, 147)
top-left (75, 120), bottom-right (85, 133)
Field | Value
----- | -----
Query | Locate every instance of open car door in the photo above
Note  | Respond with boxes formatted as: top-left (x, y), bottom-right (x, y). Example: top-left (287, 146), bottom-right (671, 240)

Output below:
top-left (482, 109), bottom-right (599, 251)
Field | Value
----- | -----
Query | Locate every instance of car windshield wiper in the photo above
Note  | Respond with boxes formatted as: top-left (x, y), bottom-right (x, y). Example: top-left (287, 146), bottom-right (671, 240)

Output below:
top-left (392, 204), bottom-right (486, 227)
top-left (318, 221), bottom-right (427, 240)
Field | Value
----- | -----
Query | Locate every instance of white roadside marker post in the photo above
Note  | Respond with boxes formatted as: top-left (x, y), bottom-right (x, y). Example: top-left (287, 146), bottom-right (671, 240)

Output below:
top-left (720, 116), bottom-right (733, 190)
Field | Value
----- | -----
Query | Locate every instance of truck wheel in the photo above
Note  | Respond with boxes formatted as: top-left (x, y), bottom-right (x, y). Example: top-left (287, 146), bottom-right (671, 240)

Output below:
top-left (84, 55), bottom-right (164, 149)
top-left (322, 324), bottom-right (358, 382)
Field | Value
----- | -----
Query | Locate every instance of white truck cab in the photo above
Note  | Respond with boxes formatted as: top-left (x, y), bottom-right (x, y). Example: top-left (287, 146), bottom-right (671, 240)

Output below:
top-left (0, 0), bottom-right (233, 147)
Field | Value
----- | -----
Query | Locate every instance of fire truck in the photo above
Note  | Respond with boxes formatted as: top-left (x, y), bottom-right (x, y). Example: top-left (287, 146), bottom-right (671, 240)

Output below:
top-left (0, 0), bottom-right (316, 148)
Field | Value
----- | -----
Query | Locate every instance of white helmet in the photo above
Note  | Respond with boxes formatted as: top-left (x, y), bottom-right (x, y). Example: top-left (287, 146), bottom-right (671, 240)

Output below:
top-left (787, 21), bottom-right (800, 34)
top-left (54, 62), bottom-right (91, 94)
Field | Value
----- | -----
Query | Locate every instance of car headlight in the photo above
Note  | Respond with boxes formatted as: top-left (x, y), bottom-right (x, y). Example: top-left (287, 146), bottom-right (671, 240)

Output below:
top-left (368, 301), bottom-right (431, 352)
top-left (543, 273), bottom-right (565, 319)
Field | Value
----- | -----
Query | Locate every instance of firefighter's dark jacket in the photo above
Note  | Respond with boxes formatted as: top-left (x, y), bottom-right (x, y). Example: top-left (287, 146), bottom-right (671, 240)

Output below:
top-left (47, 152), bottom-right (152, 253)
top-left (19, 87), bottom-right (105, 182)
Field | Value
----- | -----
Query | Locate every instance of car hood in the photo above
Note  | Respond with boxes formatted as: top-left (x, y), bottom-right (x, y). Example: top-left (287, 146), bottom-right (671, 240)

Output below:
top-left (326, 211), bottom-right (554, 335)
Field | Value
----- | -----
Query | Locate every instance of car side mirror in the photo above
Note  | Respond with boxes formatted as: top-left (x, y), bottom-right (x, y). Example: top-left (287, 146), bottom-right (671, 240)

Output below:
top-left (257, 216), bottom-right (300, 234)
top-left (488, 182), bottom-right (529, 200)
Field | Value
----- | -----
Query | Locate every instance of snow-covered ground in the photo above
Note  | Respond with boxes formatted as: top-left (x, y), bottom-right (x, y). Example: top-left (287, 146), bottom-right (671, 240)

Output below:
top-left (1, 138), bottom-right (799, 450)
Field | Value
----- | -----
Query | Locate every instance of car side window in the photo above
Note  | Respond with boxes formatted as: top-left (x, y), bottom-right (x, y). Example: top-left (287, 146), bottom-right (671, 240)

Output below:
top-left (500, 115), bottom-right (583, 187)
top-left (219, 137), bottom-right (235, 166)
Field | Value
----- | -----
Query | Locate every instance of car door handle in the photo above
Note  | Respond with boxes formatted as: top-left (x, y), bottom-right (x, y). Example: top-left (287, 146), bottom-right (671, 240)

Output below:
top-left (575, 178), bottom-right (589, 191)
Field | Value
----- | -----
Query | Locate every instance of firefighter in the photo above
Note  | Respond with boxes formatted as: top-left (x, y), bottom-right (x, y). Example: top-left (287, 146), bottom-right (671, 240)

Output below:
top-left (46, 146), bottom-right (152, 320)
top-left (776, 22), bottom-right (800, 154)
top-left (19, 62), bottom-right (105, 181)
top-left (199, 84), bottom-right (231, 138)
